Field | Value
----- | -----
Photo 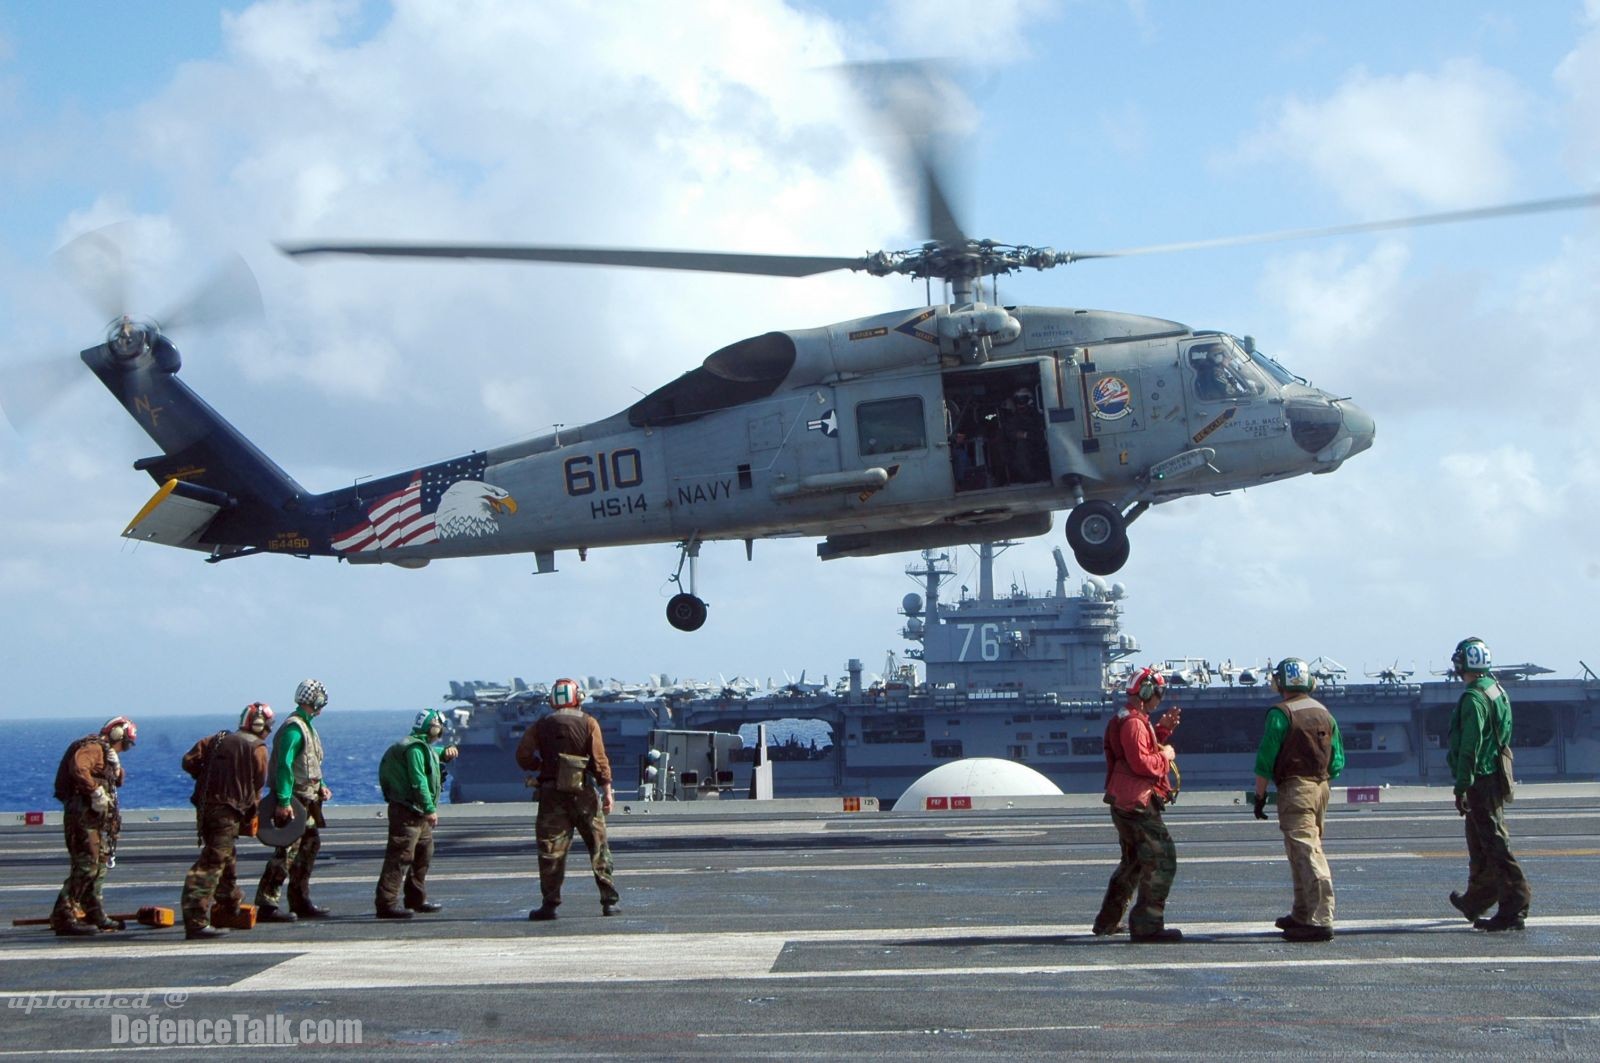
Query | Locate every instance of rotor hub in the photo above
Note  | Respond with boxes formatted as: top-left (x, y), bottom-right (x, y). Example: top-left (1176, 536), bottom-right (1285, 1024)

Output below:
top-left (107, 316), bottom-right (157, 362)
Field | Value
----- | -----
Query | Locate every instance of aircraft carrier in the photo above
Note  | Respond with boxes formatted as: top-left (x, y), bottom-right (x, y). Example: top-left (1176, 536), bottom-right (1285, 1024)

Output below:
top-left (443, 545), bottom-right (1600, 805)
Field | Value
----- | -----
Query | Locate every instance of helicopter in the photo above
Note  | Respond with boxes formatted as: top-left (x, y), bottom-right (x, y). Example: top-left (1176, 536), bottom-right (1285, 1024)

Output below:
top-left (21, 76), bottom-right (1600, 633)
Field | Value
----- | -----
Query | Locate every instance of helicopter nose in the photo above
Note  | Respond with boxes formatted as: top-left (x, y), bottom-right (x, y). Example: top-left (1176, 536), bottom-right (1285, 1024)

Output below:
top-left (1339, 400), bottom-right (1375, 456)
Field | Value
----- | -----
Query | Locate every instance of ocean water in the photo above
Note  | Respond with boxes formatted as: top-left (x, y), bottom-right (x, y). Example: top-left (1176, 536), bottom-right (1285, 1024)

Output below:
top-left (3, 711), bottom-right (415, 813)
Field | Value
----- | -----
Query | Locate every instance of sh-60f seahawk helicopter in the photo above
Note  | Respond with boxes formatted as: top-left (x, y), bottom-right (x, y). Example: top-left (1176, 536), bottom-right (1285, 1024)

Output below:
top-left (31, 91), bottom-right (1600, 631)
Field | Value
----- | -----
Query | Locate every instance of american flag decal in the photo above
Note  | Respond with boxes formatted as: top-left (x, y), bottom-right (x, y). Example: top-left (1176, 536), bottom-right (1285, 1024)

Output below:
top-left (332, 453), bottom-right (507, 554)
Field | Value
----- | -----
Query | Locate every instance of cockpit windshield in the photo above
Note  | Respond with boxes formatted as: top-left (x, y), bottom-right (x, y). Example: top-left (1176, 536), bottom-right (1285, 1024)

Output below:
top-left (1188, 336), bottom-right (1270, 401)
top-left (1245, 345), bottom-right (1307, 387)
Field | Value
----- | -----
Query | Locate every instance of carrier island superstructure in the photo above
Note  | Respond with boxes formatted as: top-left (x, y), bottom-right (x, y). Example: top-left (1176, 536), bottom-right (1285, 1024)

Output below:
top-left (442, 546), bottom-right (1600, 804)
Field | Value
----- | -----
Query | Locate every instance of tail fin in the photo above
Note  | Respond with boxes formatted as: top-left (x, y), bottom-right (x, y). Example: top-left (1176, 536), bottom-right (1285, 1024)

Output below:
top-left (83, 329), bottom-right (308, 555)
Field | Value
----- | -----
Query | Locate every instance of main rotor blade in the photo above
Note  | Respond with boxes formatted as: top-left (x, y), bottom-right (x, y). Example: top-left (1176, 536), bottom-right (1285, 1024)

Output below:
top-left (840, 59), bottom-right (972, 247)
top-left (159, 252), bottom-right (265, 333)
top-left (279, 242), bottom-right (867, 279)
top-left (1065, 192), bottom-right (1600, 261)
top-left (914, 139), bottom-right (968, 248)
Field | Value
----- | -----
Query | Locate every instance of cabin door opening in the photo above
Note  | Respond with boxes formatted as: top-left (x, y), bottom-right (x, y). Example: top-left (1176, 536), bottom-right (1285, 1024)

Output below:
top-left (942, 364), bottom-right (1051, 493)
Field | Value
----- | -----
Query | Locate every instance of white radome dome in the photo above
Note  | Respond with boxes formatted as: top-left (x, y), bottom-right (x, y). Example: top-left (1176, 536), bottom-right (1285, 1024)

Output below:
top-left (894, 758), bottom-right (1063, 811)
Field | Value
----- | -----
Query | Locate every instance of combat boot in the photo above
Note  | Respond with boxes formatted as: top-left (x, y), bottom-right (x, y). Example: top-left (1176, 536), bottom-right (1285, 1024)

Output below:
top-left (602, 903), bottom-right (620, 916)
top-left (256, 905), bottom-right (297, 923)
top-left (290, 897), bottom-right (331, 919)
top-left (185, 925), bottom-right (230, 941)
top-left (1475, 912), bottom-right (1527, 932)
top-left (375, 905), bottom-right (414, 920)
top-left (1275, 914), bottom-right (1308, 931)
top-left (529, 904), bottom-right (558, 921)
top-left (407, 898), bottom-right (443, 914)
top-left (1449, 891), bottom-right (1485, 922)
top-left (1282, 923), bottom-right (1334, 942)
top-left (52, 920), bottom-right (99, 938)
top-left (1129, 927), bottom-right (1183, 943)
top-left (84, 909), bottom-right (121, 931)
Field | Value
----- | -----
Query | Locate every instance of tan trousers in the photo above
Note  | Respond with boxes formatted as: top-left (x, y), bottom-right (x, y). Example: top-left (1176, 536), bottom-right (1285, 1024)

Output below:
top-left (1278, 775), bottom-right (1334, 927)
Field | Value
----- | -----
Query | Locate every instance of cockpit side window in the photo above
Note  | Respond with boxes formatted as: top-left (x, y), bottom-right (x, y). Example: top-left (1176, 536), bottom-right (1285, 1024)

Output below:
top-left (1189, 339), bottom-right (1268, 401)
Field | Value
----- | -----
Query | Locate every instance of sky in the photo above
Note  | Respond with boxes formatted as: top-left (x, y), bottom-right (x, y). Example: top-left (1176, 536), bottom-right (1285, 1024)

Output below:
top-left (0, 0), bottom-right (1597, 719)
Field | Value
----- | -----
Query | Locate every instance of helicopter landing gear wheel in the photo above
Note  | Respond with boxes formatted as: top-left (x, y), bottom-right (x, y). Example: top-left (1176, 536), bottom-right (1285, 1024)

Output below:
top-left (666, 536), bottom-right (709, 631)
top-left (665, 593), bottom-right (708, 632)
top-left (1065, 499), bottom-right (1126, 555)
top-left (1075, 537), bottom-right (1130, 576)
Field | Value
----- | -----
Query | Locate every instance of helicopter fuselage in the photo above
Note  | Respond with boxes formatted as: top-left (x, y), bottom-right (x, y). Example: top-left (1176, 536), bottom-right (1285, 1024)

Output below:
top-left (92, 301), bottom-right (1373, 582)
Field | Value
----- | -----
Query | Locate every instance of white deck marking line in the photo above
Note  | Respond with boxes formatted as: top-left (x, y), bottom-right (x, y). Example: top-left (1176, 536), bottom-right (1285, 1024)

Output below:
top-left (11, 844), bottom-right (1600, 893)
top-left (2, 916), bottom-right (1598, 995)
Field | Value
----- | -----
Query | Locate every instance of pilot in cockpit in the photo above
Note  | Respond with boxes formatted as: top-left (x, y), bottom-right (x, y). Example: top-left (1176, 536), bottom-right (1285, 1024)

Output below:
top-left (1195, 347), bottom-right (1234, 401)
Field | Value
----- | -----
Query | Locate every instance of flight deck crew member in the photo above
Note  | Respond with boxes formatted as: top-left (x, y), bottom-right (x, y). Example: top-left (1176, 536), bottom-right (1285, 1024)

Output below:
top-left (180, 703), bottom-right (272, 940)
top-left (1252, 658), bottom-right (1345, 942)
top-left (50, 716), bottom-right (137, 937)
top-left (254, 679), bottom-right (333, 922)
top-left (1446, 637), bottom-right (1531, 931)
top-left (1093, 668), bottom-right (1183, 942)
top-left (375, 709), bottom-right (459, 919)
top-left (516, 678), bottom-right (621, 920)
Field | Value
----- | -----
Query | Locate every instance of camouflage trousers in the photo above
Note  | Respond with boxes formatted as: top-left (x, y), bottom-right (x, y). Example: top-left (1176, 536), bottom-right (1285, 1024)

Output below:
top-left (254, 796), bottom-right (323, 910)
top-left (375, 803), bottom-right (433, 910)
top-left (1460, 776), bottom-right (1532, 919)
top-left (1095, 803), bottom-right (1177, 935)
top-left (51, 802), bottom-right (113, 928)
top-left (1277, 776), bottom-right (1335, 927)
top-left (535, 787), bottom-right (619, 908)
top-left (181, 805), bottom-right (247, 930)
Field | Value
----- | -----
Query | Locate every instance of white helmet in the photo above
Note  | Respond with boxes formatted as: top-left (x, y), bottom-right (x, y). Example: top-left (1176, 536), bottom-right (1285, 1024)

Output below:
top-left (294, 678), bottom-right (328, 712)
top-left (1452, 637), bottom-right (1492, 675)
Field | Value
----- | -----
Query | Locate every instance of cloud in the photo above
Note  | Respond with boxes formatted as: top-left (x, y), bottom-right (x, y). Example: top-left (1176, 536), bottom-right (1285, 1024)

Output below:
top-left (1246, 59), bottom-right (1529, 214)
top-left (1556, 3), bottom-right (1600, 179)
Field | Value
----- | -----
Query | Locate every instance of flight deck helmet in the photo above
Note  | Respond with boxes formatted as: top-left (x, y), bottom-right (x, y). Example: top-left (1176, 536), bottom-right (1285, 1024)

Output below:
top-left (1451, 637), bottom-right (1492, 676)
top-left (1273, 657), bottom-right (1315, 693)
top-left (241, 702), bottom-right (274, 735)
top-left (412, 708), bottom-right (444, 738)
top-left (101, 716), bottom-right (138, 747)
top-left (1126, 666), bottom-right (1165, 705)
top-left (294, 678), bottom-right (329, 713)
top-left (549, 678), bottom-right (585, 711)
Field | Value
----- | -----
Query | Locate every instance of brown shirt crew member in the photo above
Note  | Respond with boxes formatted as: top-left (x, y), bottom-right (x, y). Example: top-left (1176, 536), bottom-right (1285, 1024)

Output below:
top-left (515, 678), bottom-right (621, 920)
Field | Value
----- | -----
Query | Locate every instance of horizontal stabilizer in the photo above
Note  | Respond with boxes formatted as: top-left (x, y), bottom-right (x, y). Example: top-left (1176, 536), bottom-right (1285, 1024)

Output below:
top-left (122, 478), bottom-right (229, 549)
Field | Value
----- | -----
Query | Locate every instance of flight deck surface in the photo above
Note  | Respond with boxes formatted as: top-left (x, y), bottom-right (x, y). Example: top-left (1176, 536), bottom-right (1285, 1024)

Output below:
top-left (2, 792), bottom-right (1596, 1059)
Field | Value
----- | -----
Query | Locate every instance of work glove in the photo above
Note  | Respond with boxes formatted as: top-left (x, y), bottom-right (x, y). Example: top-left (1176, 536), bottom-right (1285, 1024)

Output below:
top-left (272, 804), bottom-right (294, 827)
top-left (1252, 794), bottom-right (1268, 820)
top-left (89, 786), bottom-right (110, 814)
top-left (1454, 792), bottom-right (1469, 817)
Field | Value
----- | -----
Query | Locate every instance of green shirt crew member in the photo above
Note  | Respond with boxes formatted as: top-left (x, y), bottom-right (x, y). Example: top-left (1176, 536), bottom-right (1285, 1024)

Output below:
top-left (1445, 637), bottom-right (1531, 931)
top-left (375, 709), bottom-right (459, 918)
top-left (254, 679), bottom-right (332, 922)
top-left (1252, 657), bottom-right (1345, 942)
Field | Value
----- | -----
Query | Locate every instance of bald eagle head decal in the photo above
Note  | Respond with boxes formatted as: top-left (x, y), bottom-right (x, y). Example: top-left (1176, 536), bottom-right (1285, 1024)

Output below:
top-left (436, 480), bottom-right (518, 540)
